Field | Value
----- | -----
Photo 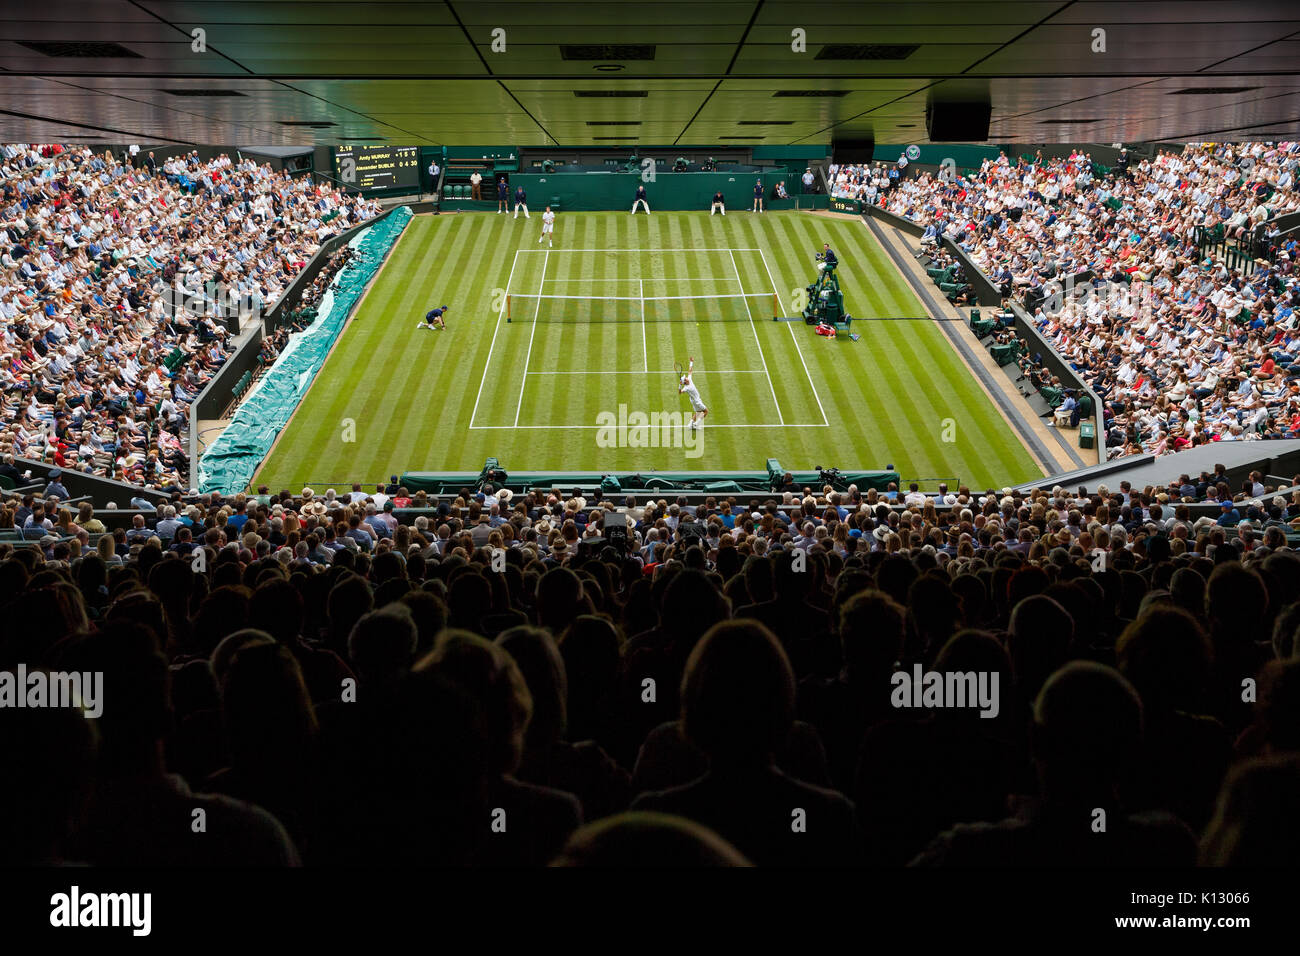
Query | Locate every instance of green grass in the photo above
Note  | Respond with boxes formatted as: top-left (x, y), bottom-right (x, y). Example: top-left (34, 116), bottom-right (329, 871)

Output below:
top-left (254, 210), bottom-right (1043, 490)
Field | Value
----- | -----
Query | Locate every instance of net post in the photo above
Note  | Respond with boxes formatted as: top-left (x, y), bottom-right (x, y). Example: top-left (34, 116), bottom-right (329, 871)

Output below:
top-left (773, 292), bottom-right (779, 321)
top-left (506, 294), bottom-right (511, 323)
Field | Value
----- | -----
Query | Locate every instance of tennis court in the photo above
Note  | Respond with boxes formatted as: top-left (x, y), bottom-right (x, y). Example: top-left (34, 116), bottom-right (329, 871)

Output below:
top-left (254, 211), bottom-right (1043, 490)
top-left (474, 247), bottom-right (823, 431)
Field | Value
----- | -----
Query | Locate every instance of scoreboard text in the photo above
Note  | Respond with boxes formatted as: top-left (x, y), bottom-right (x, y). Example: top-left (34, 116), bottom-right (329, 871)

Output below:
top-left (334, 145), bottom-right (420, 191)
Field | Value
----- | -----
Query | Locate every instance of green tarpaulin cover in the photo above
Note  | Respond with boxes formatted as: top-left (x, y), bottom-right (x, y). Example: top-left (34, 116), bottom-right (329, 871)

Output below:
top-left (199, 207), bottom-right (413, 494)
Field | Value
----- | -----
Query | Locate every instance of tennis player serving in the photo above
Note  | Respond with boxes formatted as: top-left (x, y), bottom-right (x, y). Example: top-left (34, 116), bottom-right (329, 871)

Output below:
top-left (679, 356), bottom-right (708, 430)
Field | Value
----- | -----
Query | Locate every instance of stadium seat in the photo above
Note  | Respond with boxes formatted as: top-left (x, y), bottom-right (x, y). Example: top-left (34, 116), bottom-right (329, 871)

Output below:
top-left (990, 343), bottom-right (1022, 366)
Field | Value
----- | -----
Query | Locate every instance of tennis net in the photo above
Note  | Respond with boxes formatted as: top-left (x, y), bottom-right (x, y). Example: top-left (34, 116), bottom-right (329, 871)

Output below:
top-left (506, 292), bottom-right (779, 323)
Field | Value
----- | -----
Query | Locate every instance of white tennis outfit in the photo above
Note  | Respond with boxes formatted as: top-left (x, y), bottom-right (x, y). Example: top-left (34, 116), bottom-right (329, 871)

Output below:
top-left (682, 378), bottom-right (707, 412)
top-left (541, 211), bottom-right (555, 233)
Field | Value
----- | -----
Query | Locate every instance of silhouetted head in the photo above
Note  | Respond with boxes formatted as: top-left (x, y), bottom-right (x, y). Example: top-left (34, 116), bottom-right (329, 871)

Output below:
top-left (838, 589), bottom-right (904, 679)
top-left (1031, 661), bottom-right (1143, 805)
top-left (220, 641), bottom-right (317, 771)
top-left (416, 629), bottom-right (532, 775)
top-left (680, 620), bottom-right (794, 768)
top-left (1201, 755), bottom-right (1300, 866)
top-left (496, 625), bottom-right (567, 748)
top-left (1008, 595), bottom-right (1075, 700)
top-left (1115, 605), bottom-right (1213, 715)
top-left (552, 812), bottom-right (751, 867)
top-left (348, 605), bottom-right (419, 686)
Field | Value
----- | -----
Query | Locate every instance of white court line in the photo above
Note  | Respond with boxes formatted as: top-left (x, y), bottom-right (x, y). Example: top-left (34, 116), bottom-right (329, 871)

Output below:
top-left (513, 248), bottom-right (548, 427)
top-left (756, 246), bottom-right (829, 426)
top-left (470, 423), bottom-right (831, 430)
top-left (525, 369), bottom-right (769, 375)
top-left (517, 247), bottom-right (760, 253)
top-left (507, 293), bottom-right (772, 301)
top-left (730, 248), bottom-right (784, 426)
top-left (542, 277), bottom-right (736, 283)
top-left (468, 248), bottom-right (519, 429)
top-left (639, 277), bottom-right (647, 372)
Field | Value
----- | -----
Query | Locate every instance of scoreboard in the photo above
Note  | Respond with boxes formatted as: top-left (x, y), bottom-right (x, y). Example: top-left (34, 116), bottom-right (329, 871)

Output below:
top-left (333, 145), bottom-right (420, 191)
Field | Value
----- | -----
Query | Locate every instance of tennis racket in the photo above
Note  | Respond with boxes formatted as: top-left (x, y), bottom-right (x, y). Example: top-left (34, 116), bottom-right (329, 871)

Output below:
top-left (674, 360), bottom-right (684, 383)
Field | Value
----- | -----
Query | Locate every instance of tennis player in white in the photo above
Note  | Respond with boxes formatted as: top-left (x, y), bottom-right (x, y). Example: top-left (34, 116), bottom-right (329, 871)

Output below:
top-left (679, 356), bottom-right (708, 429)
top-left (538, 206), bottom-right (555, 246)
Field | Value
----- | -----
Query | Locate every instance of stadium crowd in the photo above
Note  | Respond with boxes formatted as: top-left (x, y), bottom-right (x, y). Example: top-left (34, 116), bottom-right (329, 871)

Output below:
top-left (258, 245), bottom-right (358, 368)
top-left (0, 144), bottom-right (381, 492)
top-left (829, 160), bottom-right (902, 204)
top-left (872, 143), bottom-right (1300, 459)
top-left (2, 476), bottom-right (1298, 867)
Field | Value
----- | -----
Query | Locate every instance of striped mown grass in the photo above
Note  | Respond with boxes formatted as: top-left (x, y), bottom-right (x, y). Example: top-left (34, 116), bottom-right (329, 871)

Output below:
top-left (253, 210), bottom-right (1043, 491)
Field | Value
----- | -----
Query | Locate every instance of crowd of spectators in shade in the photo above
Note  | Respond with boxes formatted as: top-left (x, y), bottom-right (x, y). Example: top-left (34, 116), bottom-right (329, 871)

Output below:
top-left (3, 472), bottom-right (1299, 866)
top-left (258, 245), bottom-right (358, 368)
top-left (917, 243), bottom-right (978, 306)
top-left (294, 243), bottom-right (357, 314)
top-left (0, 144), bottom-right (381, 492)
top-left (875, 143), bottom-right (1300, 459)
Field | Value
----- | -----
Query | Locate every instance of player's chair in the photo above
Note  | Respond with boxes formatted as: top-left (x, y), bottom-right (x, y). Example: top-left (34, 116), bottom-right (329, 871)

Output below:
top-left (550, 196), bottom-right (562, 211)
top-left (1054, 407), bottom-right (1075, 429)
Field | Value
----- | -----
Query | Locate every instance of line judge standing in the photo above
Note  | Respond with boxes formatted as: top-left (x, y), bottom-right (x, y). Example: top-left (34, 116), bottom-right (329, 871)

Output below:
top-left (632, 182), bottom-right (650, 215)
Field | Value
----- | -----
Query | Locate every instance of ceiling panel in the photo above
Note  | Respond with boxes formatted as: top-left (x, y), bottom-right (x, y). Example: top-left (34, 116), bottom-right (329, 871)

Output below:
top-left (0, 1), bottom-right (1292, 146)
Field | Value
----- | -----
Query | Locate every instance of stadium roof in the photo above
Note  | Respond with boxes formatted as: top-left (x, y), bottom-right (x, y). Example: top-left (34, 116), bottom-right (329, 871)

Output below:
top-left (0, 1), bottom-right (1297, 147)
top-left (236, 144), bottom-right (315, 159)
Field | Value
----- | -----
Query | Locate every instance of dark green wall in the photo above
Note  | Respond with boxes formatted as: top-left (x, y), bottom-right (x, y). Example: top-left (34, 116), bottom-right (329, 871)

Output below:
top-left (506, 169), bottom-right (787, 211)
top-left (750, 145), bottom-right (830, 160)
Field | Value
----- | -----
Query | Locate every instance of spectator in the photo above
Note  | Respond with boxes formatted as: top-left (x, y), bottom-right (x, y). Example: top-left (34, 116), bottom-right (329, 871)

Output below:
top-left (875, 143), bottom-right (1300, 459)
top-left (0, 474), bottom-right (1293, 870)
top-left (632, 620), bottom-right (857, 865)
